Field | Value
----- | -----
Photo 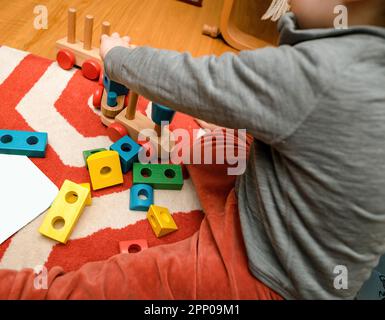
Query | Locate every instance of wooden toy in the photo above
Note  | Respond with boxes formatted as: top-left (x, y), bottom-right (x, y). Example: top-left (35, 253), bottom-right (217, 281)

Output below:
top-left (133, 163), bottom-right (183, 190)
top-left (0, 129), bottom-right (47, 158)
top-left (80, 183), bottom-right (92, 206)
top-left (151, 103), bottom-right (176, 126)
top-left (147, 205), bottom-right (178, 238)
top-left (106, 93), bottom-right (175, 156)
top-left (82, 147), bottom-right (106, 167)
top-left (56, 8), bottom-right (111, 80)
top-left (103, 74), bottom-right (129, 96)
top-left (110, 135), bottom-right (141, 173)
top-left (87, 150), bottom-right (123, 190)
top-left (218, 0), bottom-right (279, 50)
top-left (130, 184), bottom-right (154, 211)
top-left (101, 89), bottom-right (126, 118)
top-left (38, 180), bottom-right (90, 244)
top-left (119, 239), bottom-right (148, 254)
top-left (202, 24), bottom-right (220, 38)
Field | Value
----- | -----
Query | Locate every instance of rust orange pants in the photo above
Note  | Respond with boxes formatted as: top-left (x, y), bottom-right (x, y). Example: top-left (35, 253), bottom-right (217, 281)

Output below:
top-left (0, 130), bottom-right (282, 299)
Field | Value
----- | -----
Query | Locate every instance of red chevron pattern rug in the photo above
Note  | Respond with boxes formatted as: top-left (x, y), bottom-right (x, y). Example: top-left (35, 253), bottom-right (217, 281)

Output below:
top-left (0, 45), bottom-right (205, 272)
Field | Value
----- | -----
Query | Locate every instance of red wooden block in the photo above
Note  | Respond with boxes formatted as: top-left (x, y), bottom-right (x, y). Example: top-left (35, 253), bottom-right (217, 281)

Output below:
top-left (92, 85), bottom-right (103, 108)
top-left (119, 239), bottom-right (148, 254)
top-left (82, 59), bottom-right (101, 81)
top-left (107, 122), bottom-right (128, 142)
top-left (56, 49), bottom-right (75, 70)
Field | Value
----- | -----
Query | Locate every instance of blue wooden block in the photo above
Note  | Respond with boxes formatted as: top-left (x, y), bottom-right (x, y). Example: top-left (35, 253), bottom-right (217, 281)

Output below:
top-left (130, 184), bottom-right (154, 211)
top-left (103, 74), bottom-right (129, 96)
top-left (151, 103), bottom-right (176, 125)
top-left (0, 129), bottom-right (47, 157)
top-left (110, 135), bottom-right (141, 173)
top-left (107, 91), bottom-right (117, 107)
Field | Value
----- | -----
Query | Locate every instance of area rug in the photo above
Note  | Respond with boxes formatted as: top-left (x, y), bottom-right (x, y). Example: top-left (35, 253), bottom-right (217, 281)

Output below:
top-left (0, 45), bottom-right (206, 272)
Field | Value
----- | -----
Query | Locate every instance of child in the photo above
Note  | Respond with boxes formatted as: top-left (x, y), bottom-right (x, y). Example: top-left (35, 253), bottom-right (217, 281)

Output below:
top-left (1, 0), bottom-right (384, 299)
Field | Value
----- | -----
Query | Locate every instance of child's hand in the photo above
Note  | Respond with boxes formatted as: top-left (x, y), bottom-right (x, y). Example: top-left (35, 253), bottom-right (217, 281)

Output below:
top-left (100, 32), bottom-right (131, 60)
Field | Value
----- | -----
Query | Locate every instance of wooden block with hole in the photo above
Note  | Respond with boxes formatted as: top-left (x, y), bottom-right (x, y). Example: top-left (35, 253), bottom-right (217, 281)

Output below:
top-left (101, 89), bottom-right (126, 118)
top-left (87, 150), bottom-right (123, 190)
top-left (133, 163), bottom-right (183, 190)
top-left (147, 205), bottom-right (178, 238)
top-left (119, 239), bottom-right (148, 254)
top-left (80, 183), bottom-right (92, 206)
top-left (38, 180), bottom-right (90, 244)
top-left (0, 129), bottom-right (48, 158)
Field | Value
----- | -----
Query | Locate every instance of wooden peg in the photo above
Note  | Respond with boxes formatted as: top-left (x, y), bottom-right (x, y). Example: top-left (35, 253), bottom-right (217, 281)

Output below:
top-left (84, 15), bottom-right (94, 50)
top-left (101, 21), bottom-right (111, 37)
top-left (67, 8), bottom-right (77, 44)
top-left (202, 24), bottom-right (220, 38)
top-left (125, 92), bottom-right (139, 120)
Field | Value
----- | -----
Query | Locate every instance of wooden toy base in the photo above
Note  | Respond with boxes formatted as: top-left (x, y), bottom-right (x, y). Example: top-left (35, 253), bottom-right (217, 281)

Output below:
top-left (115, 109), bottom-right (175, 155)
top-left (56, 37), bottom-right (102, 67)
top-left (101, 89), bottom-right (125, 118)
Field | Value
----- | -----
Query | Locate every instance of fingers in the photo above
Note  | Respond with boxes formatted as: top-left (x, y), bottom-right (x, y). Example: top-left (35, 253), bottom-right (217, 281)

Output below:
top-left (122, 36), bottom-right (130, 43)
top-left (111, 32), bottom-right (120, 38)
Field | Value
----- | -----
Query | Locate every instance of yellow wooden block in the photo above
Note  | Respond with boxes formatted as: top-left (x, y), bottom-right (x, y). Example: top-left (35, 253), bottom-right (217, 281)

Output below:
top-left (80, 183), bottom-right (92, 206)
top-left (38, 180), bottom-right (90, 244)
top-left (147, 205), bottom-right (178, 238)
top-left (87, 150), bottom-right (123, 190)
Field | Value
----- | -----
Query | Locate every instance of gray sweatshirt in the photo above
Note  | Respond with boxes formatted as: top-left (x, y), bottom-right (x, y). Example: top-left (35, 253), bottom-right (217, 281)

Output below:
top-left (104, 13), bottom-right (385, 299)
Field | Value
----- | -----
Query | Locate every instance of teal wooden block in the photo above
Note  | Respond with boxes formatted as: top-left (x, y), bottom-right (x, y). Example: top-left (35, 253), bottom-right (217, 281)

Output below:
top-left (133, 163), bottom-right (183, 190)
top-left (151, 103), bottom-right (176, 125)
top-left (0, 129), bottom-right (47, 157)
top-left (110, 136), bottom-right (141, 173)
top-left (129, 184), bottom-right (154, 211)
top-left (103, 74), bottom-right (129, 96)
top-left (83, 148), bottom-right (106, 167)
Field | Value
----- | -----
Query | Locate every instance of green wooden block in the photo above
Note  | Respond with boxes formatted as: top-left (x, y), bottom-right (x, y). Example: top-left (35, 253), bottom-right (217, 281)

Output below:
top-left (133, 163), bottom-right (184, 190)
top-left (83, 148), bottom-right (107, 168)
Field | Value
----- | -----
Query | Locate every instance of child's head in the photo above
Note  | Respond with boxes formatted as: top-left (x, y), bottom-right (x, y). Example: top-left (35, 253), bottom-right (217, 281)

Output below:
top-left (263, 0), bottom-right (385, 29)
top-left (290, 0), bottom-right (385, 28)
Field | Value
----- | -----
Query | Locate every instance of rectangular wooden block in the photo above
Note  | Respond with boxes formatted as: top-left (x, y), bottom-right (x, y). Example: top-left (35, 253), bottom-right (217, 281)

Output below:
top-left (56, 37), bottom-right (101, 67)
top-left (119, 239), bottom-right (148, 254)
top-left (133, 163), bottom-right (183, 190)
top-left (0, 129), bottom-right (48, 157)
top-left (38, 180), bottom-right (90, 244)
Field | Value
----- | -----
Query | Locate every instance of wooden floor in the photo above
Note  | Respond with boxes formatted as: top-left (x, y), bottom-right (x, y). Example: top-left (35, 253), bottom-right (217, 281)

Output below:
top-left (0, 0), bottom-right (238, 61)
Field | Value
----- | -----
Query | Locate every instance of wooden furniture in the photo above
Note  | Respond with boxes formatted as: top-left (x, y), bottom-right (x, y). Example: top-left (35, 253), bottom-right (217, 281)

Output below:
top-left (219, 0), bottom-right (279, 50)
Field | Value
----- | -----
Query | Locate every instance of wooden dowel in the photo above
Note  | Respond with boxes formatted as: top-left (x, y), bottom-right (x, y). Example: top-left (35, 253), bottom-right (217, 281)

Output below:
top-left (83, 15), bottom-right (94, 50)
top-left (101, 21), bottom-right (111, 37)
top-left (202, 24), bottom-right (220, 38)
top-left (154, 124), bottom-right (162, 137)
top-left (67, 8), bottom-right (76, 43)
top-left (125, 92), bottom-right (139, 120)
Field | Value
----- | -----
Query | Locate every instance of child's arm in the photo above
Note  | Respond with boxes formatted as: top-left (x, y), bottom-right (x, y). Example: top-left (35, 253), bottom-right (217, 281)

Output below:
top-left (104, 42), bottom-right (318, 145)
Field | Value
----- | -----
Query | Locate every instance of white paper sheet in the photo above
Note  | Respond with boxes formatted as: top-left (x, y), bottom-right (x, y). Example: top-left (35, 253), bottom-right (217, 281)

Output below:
top-left (0, 154), bottom-right (58, 244)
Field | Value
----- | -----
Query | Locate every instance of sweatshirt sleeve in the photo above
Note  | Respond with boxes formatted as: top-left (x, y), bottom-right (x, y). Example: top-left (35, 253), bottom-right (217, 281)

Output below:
top-left (104, 45), bottom-right (319, 145)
